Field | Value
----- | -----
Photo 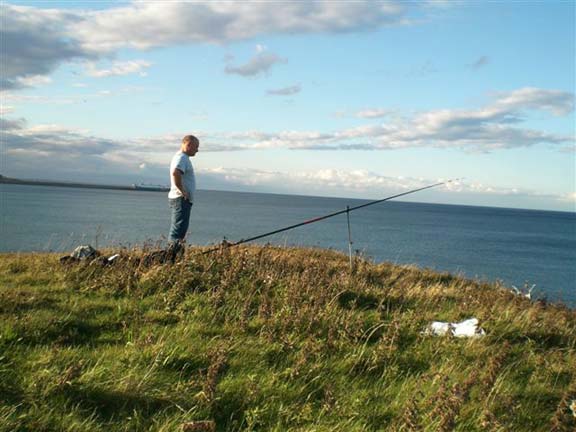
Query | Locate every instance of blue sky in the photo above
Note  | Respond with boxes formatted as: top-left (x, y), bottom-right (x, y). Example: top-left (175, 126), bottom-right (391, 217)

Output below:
top-left (1, 1), bottom-right (575, 211)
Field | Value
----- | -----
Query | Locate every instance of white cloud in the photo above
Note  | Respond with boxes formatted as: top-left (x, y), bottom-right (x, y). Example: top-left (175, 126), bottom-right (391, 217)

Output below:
top-left (15, 75), bottom-right (52, 87)
top-left (225, 48), bottom-right (286, 77)
top-left (494, 87), bottom-right (574, 116)
top-left (267, 84), bottom-right (302, 96)
top-left (558, 192), bottom-right (576, 203)
top-left (4, 87), bottom-right (572, 157)
top-left (1, 88), bottom-right (134, 106)
top-left (0, 116), bottom-right (25, 130)
top-left (196, 86), bottom-right (573, 152)
top-left (200, 167), bottom-right (569, 204)
top-left (355, 108), bottom-right (391, 119)
top-left (71, 1), bottom-right (415, 51)
top-left (4, 121), bottom-right (119, 156)
top-left (201, 167), bottom-right (429, 192)
top-left (0, 4), bottom-right (95, 90)
top-left (2, 1), bottom-right (429, 90)
top-left (163, 88), bottom-right (574, 153)
top-left (4, 118), bottom-right (572, 209)
top-left (0, 105), bottom-right (15, 115)
top-left (84, 60), bottom-right (151, 78)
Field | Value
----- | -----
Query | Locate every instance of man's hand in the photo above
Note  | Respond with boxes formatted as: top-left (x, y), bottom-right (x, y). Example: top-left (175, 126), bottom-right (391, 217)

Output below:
top-left (172, 169), bottom-right (190, 201)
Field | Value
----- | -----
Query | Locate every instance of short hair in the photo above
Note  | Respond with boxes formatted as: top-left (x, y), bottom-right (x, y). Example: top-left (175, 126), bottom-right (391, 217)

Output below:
top-left (182, 135), bottom-right (198, 145)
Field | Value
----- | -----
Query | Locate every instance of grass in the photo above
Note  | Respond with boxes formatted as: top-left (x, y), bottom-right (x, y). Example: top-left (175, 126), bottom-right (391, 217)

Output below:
top-left (0, 245), bottom-right (574, 431)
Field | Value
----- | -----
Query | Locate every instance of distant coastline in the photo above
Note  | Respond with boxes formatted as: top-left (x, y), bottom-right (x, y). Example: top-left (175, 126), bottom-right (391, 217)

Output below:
top-left (0, 175), bottom-right (169, 193)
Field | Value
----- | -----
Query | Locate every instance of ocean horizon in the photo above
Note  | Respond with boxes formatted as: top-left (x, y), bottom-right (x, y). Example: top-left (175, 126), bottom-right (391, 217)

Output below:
top-left (2, 183), bottom-right (575, 307)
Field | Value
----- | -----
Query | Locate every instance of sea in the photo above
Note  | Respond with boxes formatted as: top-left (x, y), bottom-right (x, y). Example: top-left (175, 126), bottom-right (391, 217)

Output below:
top-left (1, 183), bottom-right (575, 307)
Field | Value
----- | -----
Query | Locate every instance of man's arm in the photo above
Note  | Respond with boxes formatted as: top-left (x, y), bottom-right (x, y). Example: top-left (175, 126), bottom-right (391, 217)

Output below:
top-left (172, 169), bottom-right (190, 201)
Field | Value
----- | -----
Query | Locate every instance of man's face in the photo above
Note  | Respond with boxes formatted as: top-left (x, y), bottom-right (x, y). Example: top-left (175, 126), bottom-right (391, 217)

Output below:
top-left (185, 140), bottom-right (199, 156)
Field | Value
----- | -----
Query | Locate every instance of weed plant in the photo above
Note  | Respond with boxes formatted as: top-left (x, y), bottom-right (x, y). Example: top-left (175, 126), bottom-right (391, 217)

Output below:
top-left (0, 246), bottom-right (574, 431)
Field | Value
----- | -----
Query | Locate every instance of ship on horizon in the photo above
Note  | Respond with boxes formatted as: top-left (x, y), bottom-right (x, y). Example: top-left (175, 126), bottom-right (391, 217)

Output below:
top-left (132, 183), bottom-right (170, 192)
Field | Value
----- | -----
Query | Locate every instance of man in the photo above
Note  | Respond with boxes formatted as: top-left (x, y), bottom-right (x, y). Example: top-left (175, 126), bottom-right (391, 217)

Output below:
top-left (168, 135), bottom-right (199, 249)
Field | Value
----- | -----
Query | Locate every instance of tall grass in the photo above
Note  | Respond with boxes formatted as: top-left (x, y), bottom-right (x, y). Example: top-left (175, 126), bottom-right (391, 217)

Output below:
top-left (0, 245), bottom-right (574, 431)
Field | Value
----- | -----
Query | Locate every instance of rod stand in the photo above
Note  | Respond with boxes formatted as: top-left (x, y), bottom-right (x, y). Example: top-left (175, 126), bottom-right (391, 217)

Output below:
top-left (346, 206), bottom-right (353, 271)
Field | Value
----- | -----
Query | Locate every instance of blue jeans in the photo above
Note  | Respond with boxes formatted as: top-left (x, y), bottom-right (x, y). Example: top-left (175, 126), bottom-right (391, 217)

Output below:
top-left (169, 197), bottom-right (192, 242)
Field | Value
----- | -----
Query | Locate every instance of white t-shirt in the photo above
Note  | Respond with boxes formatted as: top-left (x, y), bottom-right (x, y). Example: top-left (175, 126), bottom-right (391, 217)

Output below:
top-left (168, 151), bottom-right (196, 200)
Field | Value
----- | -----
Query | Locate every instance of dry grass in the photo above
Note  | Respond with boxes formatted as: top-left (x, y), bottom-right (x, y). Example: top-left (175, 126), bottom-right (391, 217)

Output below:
top-left (0, 245), bottom-right (574, 431)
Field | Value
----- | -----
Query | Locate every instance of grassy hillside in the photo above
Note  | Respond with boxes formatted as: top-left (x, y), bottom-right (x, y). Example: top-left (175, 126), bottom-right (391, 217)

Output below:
top-left (0, 246), bottom-right (574, 431)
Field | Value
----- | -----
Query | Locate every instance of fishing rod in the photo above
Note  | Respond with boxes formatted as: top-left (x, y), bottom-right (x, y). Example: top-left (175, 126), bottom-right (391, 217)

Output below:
top-left (201, 178), bottom-right (460, 255)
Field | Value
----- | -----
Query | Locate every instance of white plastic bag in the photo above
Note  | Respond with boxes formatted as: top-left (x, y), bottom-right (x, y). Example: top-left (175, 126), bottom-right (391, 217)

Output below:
top-left (425, 318), bottom-right (486, 338)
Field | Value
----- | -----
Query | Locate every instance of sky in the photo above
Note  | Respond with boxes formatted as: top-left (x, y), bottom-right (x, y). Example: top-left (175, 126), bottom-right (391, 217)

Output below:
top-left (1, 0), bottom-right (575, 212)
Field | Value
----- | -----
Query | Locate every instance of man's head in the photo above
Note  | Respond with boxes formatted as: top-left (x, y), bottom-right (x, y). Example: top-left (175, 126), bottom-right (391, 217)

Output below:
top-left (181, 135), bottom-right (199, 156)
